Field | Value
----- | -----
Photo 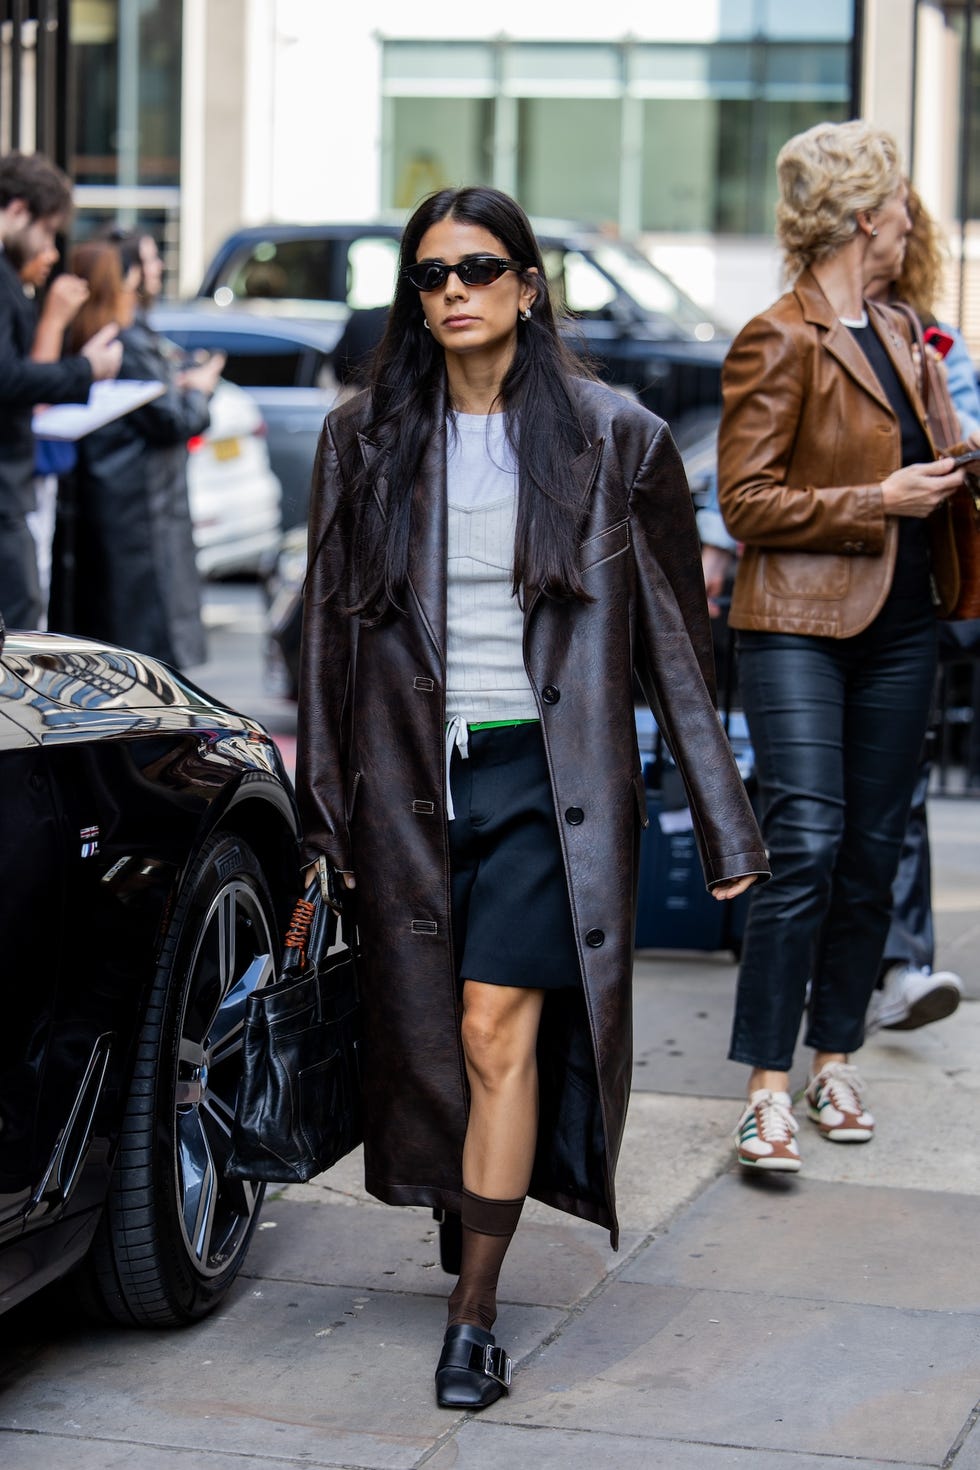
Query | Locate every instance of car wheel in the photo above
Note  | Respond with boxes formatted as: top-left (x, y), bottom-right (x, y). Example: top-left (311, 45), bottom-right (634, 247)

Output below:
top-left (82, 832), bottom-right (279, 1325)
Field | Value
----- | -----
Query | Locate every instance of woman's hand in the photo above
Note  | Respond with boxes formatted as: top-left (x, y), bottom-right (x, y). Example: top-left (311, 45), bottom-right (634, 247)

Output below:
top-left (79, 323), bottom-right (123, 380)
top-left (177, 351), bottom-right (226, 397)
top-left (43, 273), bottom-right (89, 330)
top-left (302, 862), bottom-right (356, 893)
top-left (701, 544), bottom-right (736, 618)
top-left (881, 458), bottom-right (964, 518)
top-left (710, 874), bottom-right (759, 901)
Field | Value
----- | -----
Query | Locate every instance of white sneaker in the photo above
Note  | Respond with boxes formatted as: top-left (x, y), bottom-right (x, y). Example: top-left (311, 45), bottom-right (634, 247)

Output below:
top-left (866, 965), bottom-right (963, 1034)
top-left (734, 1089), bottom-right (801, 1172)
top-left (805, 1062), bottom-right (874, 1143)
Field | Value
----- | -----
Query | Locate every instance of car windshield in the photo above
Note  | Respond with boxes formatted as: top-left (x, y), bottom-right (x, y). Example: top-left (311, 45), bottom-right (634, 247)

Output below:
top-left (589, 241), bottom-right (720, 340)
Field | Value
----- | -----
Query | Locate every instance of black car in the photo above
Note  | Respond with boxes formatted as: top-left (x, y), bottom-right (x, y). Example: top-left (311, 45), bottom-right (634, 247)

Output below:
top-left (193, 219), bottom-right (729, 517)
top-left (0, 624), bottom-right (298, 1325)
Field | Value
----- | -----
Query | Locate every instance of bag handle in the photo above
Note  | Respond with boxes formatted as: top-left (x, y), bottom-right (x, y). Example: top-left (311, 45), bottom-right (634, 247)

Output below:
top-left (890, 301), bottom-right (962, 451)
top-left (281, 874), bottom-right (355, 973)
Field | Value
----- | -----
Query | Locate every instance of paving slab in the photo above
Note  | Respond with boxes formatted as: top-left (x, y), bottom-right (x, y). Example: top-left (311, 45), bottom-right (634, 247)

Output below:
top-left (799, 1001), bottom-right (980, 1194)
top-left (0, 1437), bottom-right (318, 1470)
top-left (630, 953), bottom-right (809, 1100)
top-left (278, 1091), bottom-right (740, 1256)
top-left (498, 1281), bottom-right (980, 1465)
top-left (425, 1420), bottom-right (932, 1470)
top-left (242, 1195), bottom-right (634, 1314)
top-left (951, 1417), bottom-right (980, 1469)
top-left (621, 1173), bottom-right (980, 1312)
top-left (0, 1278), bottom-right (559, 1470)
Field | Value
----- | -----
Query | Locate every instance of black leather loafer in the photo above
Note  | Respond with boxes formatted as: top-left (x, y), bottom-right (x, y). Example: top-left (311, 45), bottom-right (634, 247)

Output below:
top-left (435, 1323), bottom-right (512, 1409)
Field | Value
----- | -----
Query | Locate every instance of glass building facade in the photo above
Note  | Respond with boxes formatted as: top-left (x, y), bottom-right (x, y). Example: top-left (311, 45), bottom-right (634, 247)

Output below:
top-left (381, 11), bottom-right (856, 237)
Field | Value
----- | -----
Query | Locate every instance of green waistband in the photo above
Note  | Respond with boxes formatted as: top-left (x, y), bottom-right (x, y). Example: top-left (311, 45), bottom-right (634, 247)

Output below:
top-left (467, 718), bottom-right (540, 731)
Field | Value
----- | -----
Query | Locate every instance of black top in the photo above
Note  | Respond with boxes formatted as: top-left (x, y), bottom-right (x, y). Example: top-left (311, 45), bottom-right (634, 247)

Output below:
top-left (0, 249), bottom-right (93, 514)
top-left (848, 319), bottom-right (931, 603)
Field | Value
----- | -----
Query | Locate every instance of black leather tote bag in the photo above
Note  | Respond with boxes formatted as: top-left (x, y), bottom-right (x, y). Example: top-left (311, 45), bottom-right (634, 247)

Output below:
top-left (226, 878), bottom-right (362, 1183)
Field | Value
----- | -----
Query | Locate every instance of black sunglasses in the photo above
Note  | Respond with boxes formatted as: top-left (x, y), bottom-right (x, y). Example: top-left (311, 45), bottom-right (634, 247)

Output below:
top-left (402, 255), bottom-right (525, 291)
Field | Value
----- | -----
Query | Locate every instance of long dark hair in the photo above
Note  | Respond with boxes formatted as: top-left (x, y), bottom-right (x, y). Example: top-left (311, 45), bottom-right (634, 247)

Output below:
top-left (337, 186), bottom-right (595, 622)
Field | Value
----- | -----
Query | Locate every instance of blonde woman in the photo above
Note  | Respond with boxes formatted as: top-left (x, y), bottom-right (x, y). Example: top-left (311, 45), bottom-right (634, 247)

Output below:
top-left (720, 121), bottom-right (964, 1171)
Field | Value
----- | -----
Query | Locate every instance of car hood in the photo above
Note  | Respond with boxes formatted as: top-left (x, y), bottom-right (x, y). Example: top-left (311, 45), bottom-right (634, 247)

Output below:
top-left (0, 631), bottom-right (268, 750)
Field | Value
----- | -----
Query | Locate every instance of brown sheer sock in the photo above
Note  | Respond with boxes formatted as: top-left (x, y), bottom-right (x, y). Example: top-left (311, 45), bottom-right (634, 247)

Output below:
top-left (446, 1188), bottom-right (525, 1331)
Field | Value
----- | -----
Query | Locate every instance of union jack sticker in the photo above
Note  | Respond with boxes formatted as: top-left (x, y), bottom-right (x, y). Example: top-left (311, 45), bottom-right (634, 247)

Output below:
top-left (80, 824), bottom-right (100, 858)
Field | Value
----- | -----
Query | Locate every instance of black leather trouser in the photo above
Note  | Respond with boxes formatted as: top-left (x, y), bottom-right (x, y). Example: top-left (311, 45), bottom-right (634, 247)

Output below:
top-left (729, 594), bottom-right (937, 1071)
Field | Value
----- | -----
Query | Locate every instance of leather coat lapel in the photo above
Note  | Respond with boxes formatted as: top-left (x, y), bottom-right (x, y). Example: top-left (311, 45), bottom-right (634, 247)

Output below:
top-left (408, 409), bottom-right (448, 665)
top-left (822, 318), bottom-right (894, 417)
top-left (357, 431), bottom-right (387, 518)
top-left (870, 300), bottom-right (929, 428)
top-left (357, 416), bottom-right (446, 661)
top-left (524, 437), bottom-right (603, 628)
top-left (796, 270), bottom-right (892, 418)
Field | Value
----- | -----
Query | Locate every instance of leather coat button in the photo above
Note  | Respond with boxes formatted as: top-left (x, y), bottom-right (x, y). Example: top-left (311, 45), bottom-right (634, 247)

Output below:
top-left (542, 685), bottom-right (560, 704)
top-left (585, 928), bottom-right (605, 947)
top-left (565, 806), bottom-right (584, 825)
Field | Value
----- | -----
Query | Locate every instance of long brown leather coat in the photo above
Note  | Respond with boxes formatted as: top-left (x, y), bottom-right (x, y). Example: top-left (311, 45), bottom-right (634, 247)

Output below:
top-left (718, 270), bottom-right (958, 636)
top-left (295, 376), bottom-right (768, 1245)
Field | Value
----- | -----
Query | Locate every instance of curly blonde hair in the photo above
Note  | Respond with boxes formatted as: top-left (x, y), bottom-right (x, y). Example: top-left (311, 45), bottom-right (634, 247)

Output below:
top-left (894, 184), bottom-right (947, 318)
top-left (776, 120), bottom-right (903, 282)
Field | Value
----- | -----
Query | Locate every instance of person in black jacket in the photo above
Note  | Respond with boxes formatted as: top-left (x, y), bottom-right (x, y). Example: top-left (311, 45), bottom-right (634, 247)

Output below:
top-left (59, 236), bottom-right (223, 668)
top-left (0, 151), bottom-right (121, 629)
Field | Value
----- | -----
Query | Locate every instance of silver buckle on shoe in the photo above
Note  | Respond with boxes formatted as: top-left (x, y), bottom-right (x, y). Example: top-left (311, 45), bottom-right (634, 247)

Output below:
top-left (483, 1343), bottom-right (512, 1387)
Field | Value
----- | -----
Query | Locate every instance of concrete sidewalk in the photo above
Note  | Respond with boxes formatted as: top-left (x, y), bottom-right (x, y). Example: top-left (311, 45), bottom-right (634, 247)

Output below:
top-left (0, 796), bottom-right (977, 1469)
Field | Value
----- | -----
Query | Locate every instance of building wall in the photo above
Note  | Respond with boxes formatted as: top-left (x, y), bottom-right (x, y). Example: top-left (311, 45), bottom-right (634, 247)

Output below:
top-left (179, 0), bottom-right (975, 342)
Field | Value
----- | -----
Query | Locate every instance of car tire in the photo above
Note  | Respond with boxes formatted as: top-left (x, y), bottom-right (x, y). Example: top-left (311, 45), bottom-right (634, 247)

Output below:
top-left (81, 832), bottom-right (279, 1325)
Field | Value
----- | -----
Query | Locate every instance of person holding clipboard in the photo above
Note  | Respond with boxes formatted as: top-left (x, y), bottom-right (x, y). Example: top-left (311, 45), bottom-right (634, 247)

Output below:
top-left (0, 150), bottom-right (121, 631)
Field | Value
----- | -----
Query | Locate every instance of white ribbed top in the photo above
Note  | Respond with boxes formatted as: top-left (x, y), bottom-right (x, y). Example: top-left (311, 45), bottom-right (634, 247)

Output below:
top-left (444, 413), bottom-right (538, 724)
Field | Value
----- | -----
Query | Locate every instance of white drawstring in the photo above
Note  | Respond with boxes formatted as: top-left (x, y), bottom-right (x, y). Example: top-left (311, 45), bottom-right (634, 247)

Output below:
top-left (444, 715), bottom-right (469, 820)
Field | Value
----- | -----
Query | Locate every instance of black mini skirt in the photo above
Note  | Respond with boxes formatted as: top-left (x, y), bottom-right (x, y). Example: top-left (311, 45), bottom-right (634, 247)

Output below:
top-left (448, 722), bottom-right (581, 991)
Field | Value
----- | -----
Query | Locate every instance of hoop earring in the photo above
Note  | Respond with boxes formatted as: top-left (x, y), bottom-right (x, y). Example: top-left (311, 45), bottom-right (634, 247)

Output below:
top-left (871, 228), bottom-right (878, 238)
top-left (423, 318), bottom-right (431, 331)
top-left (520, 307), bottom-right (532, 322)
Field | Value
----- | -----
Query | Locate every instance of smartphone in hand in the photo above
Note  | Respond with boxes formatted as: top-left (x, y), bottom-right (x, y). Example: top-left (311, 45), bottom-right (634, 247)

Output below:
top-left (949, 447), bottom-right (980, 468)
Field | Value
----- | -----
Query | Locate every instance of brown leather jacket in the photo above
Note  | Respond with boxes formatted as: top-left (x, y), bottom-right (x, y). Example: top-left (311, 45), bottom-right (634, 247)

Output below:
top-left (718, 270), bottom-right (958, 636)
top-left (295, 376), bottom-right (768, 1245)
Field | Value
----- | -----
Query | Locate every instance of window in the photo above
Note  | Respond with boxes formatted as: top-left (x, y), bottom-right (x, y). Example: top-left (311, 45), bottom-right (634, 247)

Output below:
top-left (517, 100), bottom-right (621, 223)
top-left (542, 249), bottom-right (618, 318)
top-left (208, 339), bottom-right (306, 390)
top-left (224, 239), bottom-right (340, 302)
top-left (347, 237), bottom-right (401, 309)
top-left (636, 42), bottom-right (850, 233)
top-left (388, 98), bottom-right (493, 209)
top-left (70, 0), bottom-right (181, 187)
top-left (713, 98), bottom-right (849, 234)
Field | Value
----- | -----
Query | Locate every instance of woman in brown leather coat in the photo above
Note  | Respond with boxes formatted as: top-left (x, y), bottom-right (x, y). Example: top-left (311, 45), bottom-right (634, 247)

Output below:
top-left (719, 121), bottom-right (964, 1174)
top-left (295, 186), bottom-right (766, 1409)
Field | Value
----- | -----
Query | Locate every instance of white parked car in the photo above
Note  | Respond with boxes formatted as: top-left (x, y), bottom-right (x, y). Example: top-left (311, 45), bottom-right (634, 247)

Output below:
top-left (187, 380), bottom-right (282, 578)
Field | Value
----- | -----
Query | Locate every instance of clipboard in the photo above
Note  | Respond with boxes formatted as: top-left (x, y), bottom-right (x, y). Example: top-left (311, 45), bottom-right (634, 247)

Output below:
top-left (32, 379), bottom-right (167, 441)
